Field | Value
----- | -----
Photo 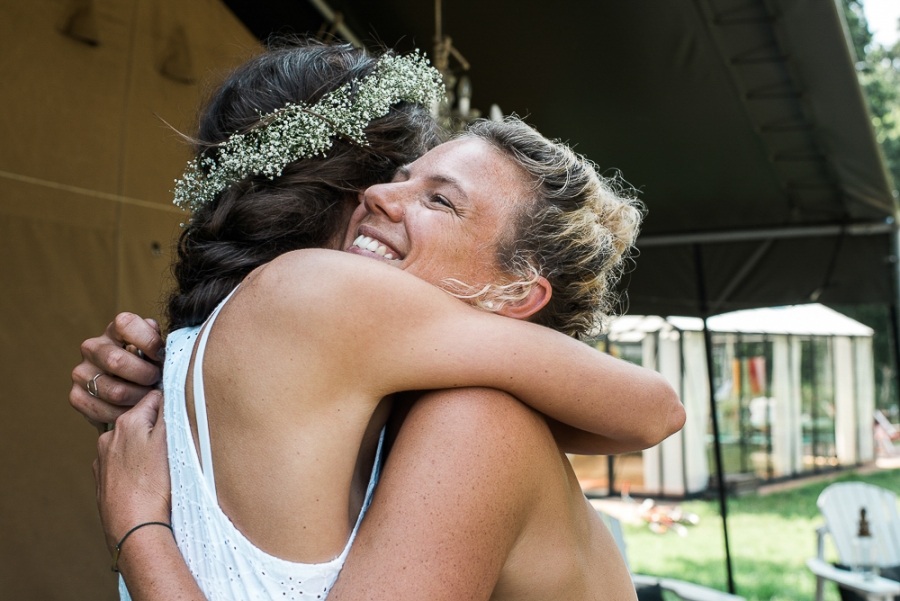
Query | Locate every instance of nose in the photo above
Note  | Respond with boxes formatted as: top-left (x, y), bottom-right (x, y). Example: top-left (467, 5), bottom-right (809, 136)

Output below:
top-left (362, 181), bottom-right (406, 222)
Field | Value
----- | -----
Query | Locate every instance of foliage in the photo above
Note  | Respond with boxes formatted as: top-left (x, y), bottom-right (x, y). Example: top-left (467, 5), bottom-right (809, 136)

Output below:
top-left (842, 0), bottom-right (900, 190)
top-left (628, 11), bottom-right (900, 597)
top-left (623, 468), bottom-right (900, 601)
top-left (831, 2), bottom-right (900, 416)
top-left (173, 53), bottom-right (444, 213)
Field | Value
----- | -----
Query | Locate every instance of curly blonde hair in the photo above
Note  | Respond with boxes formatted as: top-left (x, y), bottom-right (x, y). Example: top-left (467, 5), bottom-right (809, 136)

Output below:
top-left (452, 117), bottom-right (643, 339)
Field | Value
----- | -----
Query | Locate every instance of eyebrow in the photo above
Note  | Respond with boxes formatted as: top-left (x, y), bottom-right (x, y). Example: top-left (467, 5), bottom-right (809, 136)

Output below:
top-left (427, 174), bottom-right (469, 199)
top-left (396, 165), bottom-right (470, 200)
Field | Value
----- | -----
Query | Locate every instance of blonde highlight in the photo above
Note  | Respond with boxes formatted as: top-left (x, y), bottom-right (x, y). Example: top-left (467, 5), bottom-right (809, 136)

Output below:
top-left (460, 117), bottom-right (643, 338)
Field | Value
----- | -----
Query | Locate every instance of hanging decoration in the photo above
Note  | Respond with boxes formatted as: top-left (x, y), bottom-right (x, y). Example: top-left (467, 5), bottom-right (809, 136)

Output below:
top-left (432, 0), bottom-right (502, 132)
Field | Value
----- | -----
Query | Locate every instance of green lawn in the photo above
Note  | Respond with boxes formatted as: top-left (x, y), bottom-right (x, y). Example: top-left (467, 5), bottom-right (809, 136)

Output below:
top-left (622, 468), bottom-right (900, 601)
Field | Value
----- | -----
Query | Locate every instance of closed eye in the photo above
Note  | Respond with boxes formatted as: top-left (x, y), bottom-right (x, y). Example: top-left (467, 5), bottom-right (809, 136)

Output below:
top-left (430, 194), bottom-right (458, 213)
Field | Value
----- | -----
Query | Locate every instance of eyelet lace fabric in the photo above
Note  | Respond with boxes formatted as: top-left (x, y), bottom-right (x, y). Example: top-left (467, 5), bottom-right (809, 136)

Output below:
top-left (120, 291), bottom-right (383, 600)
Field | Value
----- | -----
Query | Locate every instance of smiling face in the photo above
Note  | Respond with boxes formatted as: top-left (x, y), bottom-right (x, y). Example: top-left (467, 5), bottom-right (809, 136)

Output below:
top-left (342, 138), bottom-right (532, 291)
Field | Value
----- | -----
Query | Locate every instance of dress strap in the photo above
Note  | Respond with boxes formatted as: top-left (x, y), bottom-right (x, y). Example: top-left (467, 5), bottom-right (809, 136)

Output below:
top-left (193, 287), bottom-right (240, 499)
top-left (341, 426), bottom-right (386, 558)
top-left (359, 428), bottom-right (385, 525)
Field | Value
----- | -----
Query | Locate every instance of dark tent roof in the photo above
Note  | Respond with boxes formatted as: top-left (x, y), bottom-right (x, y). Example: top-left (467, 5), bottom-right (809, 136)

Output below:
top-left (225, 0), bottom-right (899, 316)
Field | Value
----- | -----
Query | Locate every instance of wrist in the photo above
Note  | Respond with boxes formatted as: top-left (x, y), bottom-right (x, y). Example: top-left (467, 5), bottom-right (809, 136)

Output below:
top-left (112, 521), bottom-right (176, 575)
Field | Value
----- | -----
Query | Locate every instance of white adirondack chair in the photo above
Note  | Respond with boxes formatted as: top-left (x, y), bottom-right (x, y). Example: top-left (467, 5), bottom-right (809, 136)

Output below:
top-left (808, 482), bottom-right (900, 601)
top-left (597, 511), bottom-right (746, 601)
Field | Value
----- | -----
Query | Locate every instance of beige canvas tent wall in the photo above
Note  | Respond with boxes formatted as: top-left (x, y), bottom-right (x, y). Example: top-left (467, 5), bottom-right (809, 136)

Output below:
top-left (0, 1), bottom-right (258, 597)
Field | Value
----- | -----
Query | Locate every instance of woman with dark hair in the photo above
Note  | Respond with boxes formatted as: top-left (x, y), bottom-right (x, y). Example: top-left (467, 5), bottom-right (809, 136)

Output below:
top-left (73, 40), bottom-right (682, 600)
top-left (168, 41), bottom-right (444, 333)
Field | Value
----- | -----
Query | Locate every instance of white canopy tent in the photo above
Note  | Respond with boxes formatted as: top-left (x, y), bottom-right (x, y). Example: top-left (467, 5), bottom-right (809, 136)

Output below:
top-left (608, 305), bottom-right (876, 497)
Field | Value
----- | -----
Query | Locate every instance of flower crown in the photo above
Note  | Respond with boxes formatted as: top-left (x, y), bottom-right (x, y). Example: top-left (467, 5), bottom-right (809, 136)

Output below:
top-left (173, 52), bottom-right (444, 213)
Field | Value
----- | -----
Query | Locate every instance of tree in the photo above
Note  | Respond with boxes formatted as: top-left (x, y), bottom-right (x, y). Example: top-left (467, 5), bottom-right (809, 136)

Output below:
top-left (842, 0), bottom-right (900, 190)
top-left (833, 1), bottom-right (900, 417)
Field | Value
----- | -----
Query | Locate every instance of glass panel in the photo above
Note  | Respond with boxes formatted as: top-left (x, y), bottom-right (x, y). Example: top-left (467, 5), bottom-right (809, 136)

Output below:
top-left (571, 449), bottom-right (647, 496)
top-left (710, 335), bottom-right (741, 475)
top-left (569, 454), bottom-right (610, 496)
top-left (709, 336), bottom-right (775, 480)
top-left (738, 339), bottom-right (774, 480)
top-left (800, 337), bottom-right (838, 472)
top-left (573, 338), bottom-right (645, 495)
top-left (613, 451), bottom-right (646, 495)
top-left (608, 341), bottom-right (643, 366)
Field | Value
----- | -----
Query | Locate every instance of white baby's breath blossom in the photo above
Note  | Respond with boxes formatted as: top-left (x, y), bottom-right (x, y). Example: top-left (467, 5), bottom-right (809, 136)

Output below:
top-left (173, 52), bottom-right (445, 215)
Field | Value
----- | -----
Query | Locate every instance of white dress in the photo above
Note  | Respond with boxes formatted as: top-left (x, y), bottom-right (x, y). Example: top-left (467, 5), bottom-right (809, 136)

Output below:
top-left (120, 289), bottom-right (383, 600)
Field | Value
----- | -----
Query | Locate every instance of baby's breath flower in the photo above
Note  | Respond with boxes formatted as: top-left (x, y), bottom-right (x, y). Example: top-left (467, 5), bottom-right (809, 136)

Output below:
top-left (173, 52), bottom-right (444, 214)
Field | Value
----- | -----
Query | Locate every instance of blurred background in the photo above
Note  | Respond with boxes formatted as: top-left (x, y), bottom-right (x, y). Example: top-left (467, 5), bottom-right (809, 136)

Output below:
top-left (1, 0), bottom-right (899, 598)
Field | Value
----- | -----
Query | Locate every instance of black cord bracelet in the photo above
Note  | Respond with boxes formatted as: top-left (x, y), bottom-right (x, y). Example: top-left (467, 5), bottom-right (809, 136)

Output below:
top-left (111, 521), bottom-right (174, 573)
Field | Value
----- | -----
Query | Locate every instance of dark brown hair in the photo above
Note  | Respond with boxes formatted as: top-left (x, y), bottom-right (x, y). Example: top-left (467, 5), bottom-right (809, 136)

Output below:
top-left (167, 40), bottom-right (442, 331)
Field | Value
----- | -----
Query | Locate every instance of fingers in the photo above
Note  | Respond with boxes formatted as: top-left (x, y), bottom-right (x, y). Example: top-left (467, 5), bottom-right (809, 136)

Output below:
top-left (80, 335), bottom-right (161, 388)
top-left (69, 313), bottom-right (164, 434)
top-left (97, 428), bottom-right (112, 457)
top-left (93, 388), bottom-right (173, 537)
top-left (126, 390), bottom-right (165, 430)
top-left (107, 313), bottom-right (165, 363)
top-left (73, 359), bottom-right (154, 405)
top-left (145, 318), bottom-right (161, 334)
top-left (69, 379), bottom-right (130, 425)
top-left (70, 367), bottom-right (153, 434)
top-left (87, 416), bottom-right (110, 436)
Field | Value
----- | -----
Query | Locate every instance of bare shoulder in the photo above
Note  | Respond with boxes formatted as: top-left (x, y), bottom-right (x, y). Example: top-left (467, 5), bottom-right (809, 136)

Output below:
top-left (408, 388), bottom-right (549, 431)
top-left (397, 388), bottom-right (557, 476)
top-left (237, 249), bottom-right (468, 341)
top-left (330, 389), bottom-right (558, 601)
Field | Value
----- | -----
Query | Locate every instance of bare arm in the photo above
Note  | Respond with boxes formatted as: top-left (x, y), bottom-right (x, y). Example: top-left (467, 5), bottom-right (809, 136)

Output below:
top-left (72, 249), bottom-right (682, 451)
top-left (98, 389), bottom-right (542, 601)
top-left (93, 392), bottom-right (205, 601)
top-left (261, 249), bottom-right (683, 451)
top-left (545, 417), bottom-right (656, 455)
top-left (330, 388), bottom-right (541, 600)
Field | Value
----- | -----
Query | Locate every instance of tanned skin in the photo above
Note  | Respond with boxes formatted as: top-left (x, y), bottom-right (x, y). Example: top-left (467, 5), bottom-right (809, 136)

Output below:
top-left (87, 139), bottom-right (681, 599)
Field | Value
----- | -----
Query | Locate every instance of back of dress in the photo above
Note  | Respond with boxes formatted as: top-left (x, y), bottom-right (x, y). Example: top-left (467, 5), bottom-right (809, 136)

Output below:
top-left (119, 292), bottom-right (382, 601)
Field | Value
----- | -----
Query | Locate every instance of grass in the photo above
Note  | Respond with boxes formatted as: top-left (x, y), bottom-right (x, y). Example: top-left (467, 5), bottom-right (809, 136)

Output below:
top-left (621, 468), bottom-right (900, 601)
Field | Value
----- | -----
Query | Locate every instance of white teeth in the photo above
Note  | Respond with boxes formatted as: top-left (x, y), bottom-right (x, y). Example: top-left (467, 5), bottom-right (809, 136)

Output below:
top-left (351, 234), bottom-right (400, 260)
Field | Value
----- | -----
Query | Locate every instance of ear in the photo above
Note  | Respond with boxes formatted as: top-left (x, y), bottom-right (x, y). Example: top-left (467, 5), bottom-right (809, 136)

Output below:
top-left (497, 276), bottom-right (552, 320)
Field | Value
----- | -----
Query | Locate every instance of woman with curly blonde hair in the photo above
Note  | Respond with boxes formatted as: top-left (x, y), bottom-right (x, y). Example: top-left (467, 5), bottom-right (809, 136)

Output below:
top-left (73, 41), bottom-right (680, 601)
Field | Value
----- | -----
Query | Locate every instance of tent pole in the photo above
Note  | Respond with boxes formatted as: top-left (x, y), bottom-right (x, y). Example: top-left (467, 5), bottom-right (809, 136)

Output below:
top-left (601, 334), bottom-right (617, 498)
top-left (693, 244), bottom-right (737, 595)
top-left (889, 303), bottom-right (900, 421)
top-left (607, 455), bottom-right (616, 497)
top-left (891, 228), bottom-right (900, 421)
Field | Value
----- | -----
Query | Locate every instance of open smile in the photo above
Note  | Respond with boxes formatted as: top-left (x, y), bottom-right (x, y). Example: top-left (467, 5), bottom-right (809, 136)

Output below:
top-left (346, 227), bottom-right (403, 262)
